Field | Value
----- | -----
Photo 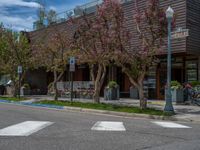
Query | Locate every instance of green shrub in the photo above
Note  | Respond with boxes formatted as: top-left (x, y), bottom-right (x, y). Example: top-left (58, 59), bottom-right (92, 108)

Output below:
top-left (23, 83), bottom-right (30, 89)
top-left (171, 81), bottom-right (182, 90)
top-left (190, 81), bottom-right (200, 87)
top-left (108, 81), bottom-right (118, 88)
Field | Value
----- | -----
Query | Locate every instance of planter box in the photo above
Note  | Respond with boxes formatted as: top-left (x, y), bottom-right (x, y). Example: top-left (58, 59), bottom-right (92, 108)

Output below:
top-left (23, 89), bottom-right (31, 95)
top-left (165, 89), bottom-right (184, 104)
top-left (104, 87), bottom-right (119, 100)
top-left (130, 87), bottom-right (139, 99)
top-left (171, 89), bottom-right (184, 104)
top-left (5, 86), bottom-right (12, 96)
top-left (80, 94), bottom-right (93, 99)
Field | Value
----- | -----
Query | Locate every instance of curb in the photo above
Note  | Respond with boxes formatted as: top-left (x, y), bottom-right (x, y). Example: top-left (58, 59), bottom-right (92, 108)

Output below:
top-left (0, 99), bottom-right (64, 110)
top-left (173, 115), bottom-right (200, 123)
top-left (63, 106), bottom-right (200, 123)
top-left (63, 106), bottom-right (178, 121)
top-left (0, 99), bottom-right (199, 123)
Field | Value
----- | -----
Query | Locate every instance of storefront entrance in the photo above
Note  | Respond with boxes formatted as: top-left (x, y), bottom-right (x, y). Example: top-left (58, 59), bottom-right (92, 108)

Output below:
top-left (157, 63), bottom-right (184, 100)
top-left (157, 68), bottom-right (166, 100)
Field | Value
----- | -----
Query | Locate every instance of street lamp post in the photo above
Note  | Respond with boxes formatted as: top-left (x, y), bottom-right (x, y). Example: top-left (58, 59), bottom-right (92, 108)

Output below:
top-left (164, 6), bottom-right (174, 113)
top-left (18, 65), bottom-right (22, 100)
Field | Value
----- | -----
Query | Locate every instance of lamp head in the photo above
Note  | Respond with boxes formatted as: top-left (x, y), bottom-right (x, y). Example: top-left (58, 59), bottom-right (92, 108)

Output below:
top-left (166, 6), bottom-right (174, 19)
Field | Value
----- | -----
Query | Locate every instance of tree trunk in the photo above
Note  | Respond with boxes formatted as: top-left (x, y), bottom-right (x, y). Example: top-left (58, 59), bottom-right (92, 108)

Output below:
top-left (138, 72), bottom-right (147, 109)
top-left (137, 82), bottom-right (147, 109)
top-left (52, 70), bottom-right (64, 101)
top-left (90, 64), bottom-right (106, 103)
top-left (124, 69), bottom-right (147, 109)
top-left (9, 77), bottom-right (18, 97)
top-left (11, 84), bottom-right (17, 97)
top-left (10, 72), bottom-right (26, 98)
top-left (93, 81), bottom-right (101, 103)
top-left (53, 81), bottom-right (58, 101)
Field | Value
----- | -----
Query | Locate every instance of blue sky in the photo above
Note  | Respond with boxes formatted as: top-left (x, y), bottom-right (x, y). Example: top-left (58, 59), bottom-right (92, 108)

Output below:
top-left (0, 0), bottom-right (93, 31)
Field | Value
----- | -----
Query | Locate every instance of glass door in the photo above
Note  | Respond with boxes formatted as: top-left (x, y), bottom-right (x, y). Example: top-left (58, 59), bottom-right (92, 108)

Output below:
top-left (157, 68), bottom-right (167, 100)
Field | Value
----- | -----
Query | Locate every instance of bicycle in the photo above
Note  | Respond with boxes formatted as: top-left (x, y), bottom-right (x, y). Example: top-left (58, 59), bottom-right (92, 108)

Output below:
top-left (188, 88), bottom-right (200, 106)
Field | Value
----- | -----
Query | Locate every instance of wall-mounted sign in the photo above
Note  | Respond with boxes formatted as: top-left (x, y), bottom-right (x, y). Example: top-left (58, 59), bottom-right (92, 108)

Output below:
top-left (171, 27), bottom-right (189, 39)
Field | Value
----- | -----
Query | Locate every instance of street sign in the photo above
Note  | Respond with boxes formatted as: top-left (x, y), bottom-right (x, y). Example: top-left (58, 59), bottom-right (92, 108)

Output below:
top-left (70, 65), bottom-right (75, 72)
top-left (69, 57), bottom-right (76, 102)
top-left (171, 27), bottom-right (189, 39)
top-left (69, 57), bottom-right (75, 65)
top-left (18, 66), bottom-right (22, 74)
top-left (69, 57), bottom-right (75, 72)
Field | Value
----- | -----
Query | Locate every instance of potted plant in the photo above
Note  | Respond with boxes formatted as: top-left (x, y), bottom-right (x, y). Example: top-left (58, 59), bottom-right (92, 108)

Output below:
top-left (190, 81), bottom-right (200, 87)
top-left (170, 81), bottom-right (184, 104)
top-left (104, 81), bottom-right (119, 100)
top-left (190, 81), bottom-right (200, 92)
top-left (22, 83), bottom-right (31, 95)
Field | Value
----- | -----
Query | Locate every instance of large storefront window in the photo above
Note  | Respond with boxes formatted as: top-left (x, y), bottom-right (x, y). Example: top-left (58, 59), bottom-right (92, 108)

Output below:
top-left (186, 61), bottom-right (198, 82)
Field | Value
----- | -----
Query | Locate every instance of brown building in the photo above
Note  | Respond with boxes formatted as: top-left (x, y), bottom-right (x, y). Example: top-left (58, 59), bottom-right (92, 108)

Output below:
top-left (28, 0), bottom-right (200, 99)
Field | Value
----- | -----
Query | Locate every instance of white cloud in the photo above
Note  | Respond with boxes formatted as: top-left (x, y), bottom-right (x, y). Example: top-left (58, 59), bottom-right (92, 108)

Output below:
top-left (0, 0), bottom-right (94, 31)
top-left (0, 15), bottom-right (36, 31)
top-left (0, 0), bottom-right (41, 8)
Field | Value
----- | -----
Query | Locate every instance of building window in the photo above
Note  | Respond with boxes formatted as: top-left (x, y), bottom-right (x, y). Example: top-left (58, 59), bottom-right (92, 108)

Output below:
top-left (186, 61), bottom-right (198, 82)
top-left (144, 66), bottom-right (156, 99)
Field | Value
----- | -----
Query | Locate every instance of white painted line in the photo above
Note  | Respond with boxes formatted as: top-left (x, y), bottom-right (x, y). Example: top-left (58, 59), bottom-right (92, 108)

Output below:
top-left (0, 121), bottom-right (54, 136)
top-left (152, 121), bottom-right (191, 128)
top-left (91, 121), bottom-right (126, 131)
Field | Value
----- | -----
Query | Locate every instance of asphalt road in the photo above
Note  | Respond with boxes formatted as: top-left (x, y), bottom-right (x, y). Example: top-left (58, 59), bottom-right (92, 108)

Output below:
top-left (0, 103), bottom-right (200, 150)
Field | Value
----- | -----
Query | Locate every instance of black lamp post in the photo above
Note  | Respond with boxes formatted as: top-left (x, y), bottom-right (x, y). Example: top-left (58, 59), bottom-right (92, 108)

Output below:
top-left (164, 6), bottom-right (175, 113)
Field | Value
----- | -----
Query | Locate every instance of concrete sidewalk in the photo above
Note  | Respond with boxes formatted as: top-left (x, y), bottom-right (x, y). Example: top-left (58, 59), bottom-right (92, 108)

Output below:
top-left (23, 95), bottom-right (200, 123)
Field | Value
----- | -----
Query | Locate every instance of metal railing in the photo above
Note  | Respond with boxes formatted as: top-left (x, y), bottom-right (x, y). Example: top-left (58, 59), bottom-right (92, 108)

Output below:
top-left (33, 0), bottom-right (132, 30)
top-left (55, 0), bottom-right (103, 22)
top-left (33, 0), bottom-right (102, 30)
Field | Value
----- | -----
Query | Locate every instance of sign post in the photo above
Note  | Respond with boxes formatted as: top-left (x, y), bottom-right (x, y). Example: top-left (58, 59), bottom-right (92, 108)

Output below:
top-left (69, 57), bottom-right (75, 102)
top-left (17, 66), bottom-right (22, 100)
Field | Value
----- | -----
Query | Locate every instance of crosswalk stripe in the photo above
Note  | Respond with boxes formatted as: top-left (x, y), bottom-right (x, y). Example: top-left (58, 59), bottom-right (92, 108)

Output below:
top-left (0, 121), bottom-right (53, 136)
top-left (152, 121), bottom-right (191, 128)
top-left (91, 121), bottom-right (126, 131)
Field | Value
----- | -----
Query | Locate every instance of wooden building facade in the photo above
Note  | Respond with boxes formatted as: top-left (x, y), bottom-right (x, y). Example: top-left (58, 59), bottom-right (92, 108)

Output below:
top-left (28, 0), bottom-right (200, 99)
